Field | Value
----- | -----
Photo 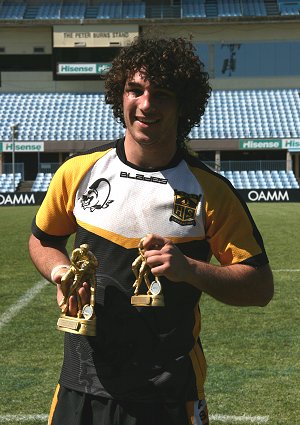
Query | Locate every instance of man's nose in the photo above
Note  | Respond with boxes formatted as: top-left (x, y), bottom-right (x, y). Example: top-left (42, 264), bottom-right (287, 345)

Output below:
top-left (140, 92), bottom-right (156, 112)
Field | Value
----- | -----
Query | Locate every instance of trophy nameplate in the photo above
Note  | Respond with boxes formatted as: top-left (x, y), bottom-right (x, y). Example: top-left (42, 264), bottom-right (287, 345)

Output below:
top-left (131, 239), bottom-right (164, 307)
top-left (57, 244), bottom-right (98, 336)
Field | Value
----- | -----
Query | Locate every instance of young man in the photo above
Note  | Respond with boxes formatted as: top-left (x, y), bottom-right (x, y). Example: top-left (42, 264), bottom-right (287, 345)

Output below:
top-left (29, 37), bottom-right (274, 425)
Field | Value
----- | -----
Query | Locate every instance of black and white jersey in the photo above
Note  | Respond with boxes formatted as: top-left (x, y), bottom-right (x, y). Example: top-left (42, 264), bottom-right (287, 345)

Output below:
top-left (32, 138), bottom-right (269, 402)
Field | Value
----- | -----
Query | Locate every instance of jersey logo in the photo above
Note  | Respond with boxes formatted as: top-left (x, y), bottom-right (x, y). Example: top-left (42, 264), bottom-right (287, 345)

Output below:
top-left (80, 178), bottom-right (114, 212)
top-left (169, 190), bottom-right (201, 226)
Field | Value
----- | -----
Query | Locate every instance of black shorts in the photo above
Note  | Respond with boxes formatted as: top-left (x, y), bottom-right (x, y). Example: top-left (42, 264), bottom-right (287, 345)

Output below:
top-left (48, 385), bottom-right (209, 425)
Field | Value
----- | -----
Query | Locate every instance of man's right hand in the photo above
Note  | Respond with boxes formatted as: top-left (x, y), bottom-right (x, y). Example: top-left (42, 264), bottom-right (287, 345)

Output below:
top-left (57, 282), bottom-right (91, 317)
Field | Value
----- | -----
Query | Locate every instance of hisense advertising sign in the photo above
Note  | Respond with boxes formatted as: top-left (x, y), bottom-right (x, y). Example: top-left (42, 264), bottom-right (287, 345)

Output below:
top-left (0, 142), bottom-right (44, 152)
top-left (239, 139), bottom-right (300, 150)
top-left (57, 63), bottom-right (111, 75)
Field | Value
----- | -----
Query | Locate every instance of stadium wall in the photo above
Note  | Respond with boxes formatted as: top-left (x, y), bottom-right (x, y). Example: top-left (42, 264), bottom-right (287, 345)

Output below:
top-left (1, 71), bottom-right (104, 92)
top-left (1, 20), bottom-right (300, 92)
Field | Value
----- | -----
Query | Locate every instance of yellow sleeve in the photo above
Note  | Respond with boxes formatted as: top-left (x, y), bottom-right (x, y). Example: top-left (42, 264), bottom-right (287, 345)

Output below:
top-left (34, 150), bottom-right (111, 238)
top-left (191, 166), bottom-right (267, 266)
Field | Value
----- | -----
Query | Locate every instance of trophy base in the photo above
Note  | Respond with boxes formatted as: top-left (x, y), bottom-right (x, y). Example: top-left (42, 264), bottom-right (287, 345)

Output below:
top-left (131, 294), bottom-right (164, 307)
top-left (57, 315), bottom-right (96, 336)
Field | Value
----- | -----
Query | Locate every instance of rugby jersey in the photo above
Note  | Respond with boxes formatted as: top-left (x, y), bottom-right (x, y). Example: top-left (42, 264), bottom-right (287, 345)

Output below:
top-left (32, 138), bottom-right (269, 402)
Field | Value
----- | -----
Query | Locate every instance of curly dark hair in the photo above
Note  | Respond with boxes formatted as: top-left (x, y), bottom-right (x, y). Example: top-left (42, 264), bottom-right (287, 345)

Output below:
top-left (105, 37), bottom-right (211, 146)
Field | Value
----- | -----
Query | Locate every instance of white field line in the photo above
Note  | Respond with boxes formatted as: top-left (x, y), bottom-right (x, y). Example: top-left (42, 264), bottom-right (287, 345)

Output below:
top-left (0, 414), bottom-right (48, 423)
top-left (0, 413), bottom-right (269, 424)
top-left (0, 280), bottom-right (46, 332)
top-left (210, 414), bottom-right (269, 423)
top-left (0, 269), bottom-right (296, 332)
top-left (0, 275), bottom-right (276, 424)
top-left (273, 269), bottom-right (300, 272)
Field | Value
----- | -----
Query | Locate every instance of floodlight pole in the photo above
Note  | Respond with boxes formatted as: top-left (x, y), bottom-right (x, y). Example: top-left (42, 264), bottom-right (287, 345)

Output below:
top-left (10, 123), bottom-right (19, 192)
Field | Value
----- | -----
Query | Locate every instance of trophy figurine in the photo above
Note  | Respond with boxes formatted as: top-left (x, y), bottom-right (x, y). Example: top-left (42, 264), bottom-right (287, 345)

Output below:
top-left (131, 238), bottom-right (164, 307)
top-left (57, 244), bottom-right (98, 336)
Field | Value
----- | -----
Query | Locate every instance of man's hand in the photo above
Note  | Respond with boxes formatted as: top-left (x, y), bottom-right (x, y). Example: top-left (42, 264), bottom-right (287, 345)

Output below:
top-left (140, 233), bottom-right (274, 307)
top-left (56, 279), bottom-right (91, 317)
top-left (141, 233), bottom-right (190, 283)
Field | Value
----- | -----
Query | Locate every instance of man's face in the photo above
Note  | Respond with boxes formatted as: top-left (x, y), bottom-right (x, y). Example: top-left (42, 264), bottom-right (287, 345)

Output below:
top-left (123, 72), bottom-right (180, 149)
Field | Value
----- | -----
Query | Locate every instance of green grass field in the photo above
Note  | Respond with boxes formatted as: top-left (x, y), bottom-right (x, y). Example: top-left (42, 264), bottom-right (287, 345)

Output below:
top-left (0, 204), bottom-right (299, 425)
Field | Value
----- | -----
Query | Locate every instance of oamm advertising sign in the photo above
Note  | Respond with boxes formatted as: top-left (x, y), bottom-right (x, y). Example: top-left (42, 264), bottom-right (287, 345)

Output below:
top-left (0, 192), bottom-right (46, 207)
top-left (238, 189), bottom-right (300, 202)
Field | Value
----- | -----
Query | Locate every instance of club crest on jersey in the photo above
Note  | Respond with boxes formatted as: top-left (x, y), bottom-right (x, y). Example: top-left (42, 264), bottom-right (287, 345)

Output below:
top-left (81, 178), bottom-right (114, 212)
top-left (169, 190), bottom-right (201, 226)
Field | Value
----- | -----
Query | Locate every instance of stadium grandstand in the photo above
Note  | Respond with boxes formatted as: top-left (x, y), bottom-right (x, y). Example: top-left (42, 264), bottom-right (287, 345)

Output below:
top-left (0, 0), bottom-right (300, 202)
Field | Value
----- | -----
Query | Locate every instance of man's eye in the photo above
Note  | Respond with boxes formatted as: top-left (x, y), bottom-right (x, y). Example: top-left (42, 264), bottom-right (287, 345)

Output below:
top-left (128, 89), bottom-right (143, 97)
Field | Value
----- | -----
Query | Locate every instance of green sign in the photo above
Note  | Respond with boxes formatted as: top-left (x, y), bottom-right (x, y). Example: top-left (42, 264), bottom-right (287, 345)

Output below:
top-left (240, 139), bottom-right (300, 150)
top-left (57, 63), bottom-right (111, 75)
top-left (282, 139), bottom-right (300, 150)
top-left (239, 139), bottom-right (281, 149)
top-left (1, 142), bottom-right (44, 152)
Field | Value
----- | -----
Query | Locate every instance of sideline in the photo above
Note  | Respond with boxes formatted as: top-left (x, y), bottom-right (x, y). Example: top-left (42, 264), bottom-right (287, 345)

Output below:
top-left (0, 413), bottom-right (269, 424)
top-left (0, 271), bottom-right (288, 424)
top-left (210, 414), bottom-right (269, 423)
top-left (272, 269), bottom-right (300, 272)
top-left (0, 280), bottom-right (46, 332)
top-left (0, 414), bottom-right (48, 423)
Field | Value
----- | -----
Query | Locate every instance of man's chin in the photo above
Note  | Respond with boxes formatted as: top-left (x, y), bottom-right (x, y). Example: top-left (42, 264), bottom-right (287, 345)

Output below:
top-left (136, 136), bottom-right (159, 147)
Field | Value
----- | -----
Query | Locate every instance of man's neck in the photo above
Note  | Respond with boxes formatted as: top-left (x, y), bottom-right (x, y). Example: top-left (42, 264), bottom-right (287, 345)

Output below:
top-left (124, 136), bottom-right (177, 170)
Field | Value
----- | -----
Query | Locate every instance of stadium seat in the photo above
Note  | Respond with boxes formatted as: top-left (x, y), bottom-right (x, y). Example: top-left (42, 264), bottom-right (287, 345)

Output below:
top-left (0, 3), bottom-right (26, 19)
top-left (219, 0), bottom-right (242, 17)
top-left (279, 3), bottom-right (300, 15)
top-left (182, 0), bottom-right (206, 18)
top-left (218, 169), bottom-right (300, 189)
top-left (0, 89), bottom-right (300, 142)
top-left (61, 3), bottom-right (86, 19)
top-left (36, 3), bottom-right (61, 19)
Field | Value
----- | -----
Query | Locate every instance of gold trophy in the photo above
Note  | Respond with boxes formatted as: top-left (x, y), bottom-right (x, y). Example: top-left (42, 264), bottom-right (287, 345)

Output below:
top-left (131, 238), bottom-right (164, 307)
top-left (57, 244), bottom-right (98, 336)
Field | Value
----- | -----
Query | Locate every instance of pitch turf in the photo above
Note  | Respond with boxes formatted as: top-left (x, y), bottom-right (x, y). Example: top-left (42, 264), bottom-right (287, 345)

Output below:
top-left (0, 204), bottom-right (299, 424)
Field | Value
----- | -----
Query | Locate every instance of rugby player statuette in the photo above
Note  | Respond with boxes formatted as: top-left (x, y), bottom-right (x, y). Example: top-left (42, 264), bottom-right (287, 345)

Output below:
top-left (57, 244), bottom-right (98, 336)
top-left (131, 238), bottom-right (164, 307)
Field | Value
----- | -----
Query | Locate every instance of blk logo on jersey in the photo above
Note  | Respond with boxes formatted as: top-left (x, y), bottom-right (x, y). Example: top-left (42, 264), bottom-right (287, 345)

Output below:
top-left (81, 178), bottom-right (114, 212)
top-left (170, 190), bottom-right (201, 226)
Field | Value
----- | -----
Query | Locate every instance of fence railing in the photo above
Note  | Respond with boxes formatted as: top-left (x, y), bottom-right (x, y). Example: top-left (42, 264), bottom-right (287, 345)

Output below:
top-left (1, 163), bottom-right (24, 178)
top-left (39, 163), bottom-right (61, 174)
top-left (145, 5), bottom-right (181, 19)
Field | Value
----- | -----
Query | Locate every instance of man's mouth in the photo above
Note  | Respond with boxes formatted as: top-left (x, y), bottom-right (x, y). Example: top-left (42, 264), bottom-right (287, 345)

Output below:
top-left (136, 117), bottom-right (159, 124)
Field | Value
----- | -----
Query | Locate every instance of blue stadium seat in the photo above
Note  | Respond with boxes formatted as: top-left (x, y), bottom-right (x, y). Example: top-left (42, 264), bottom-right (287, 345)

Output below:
top-left (279, 2), bottom-right (300, 15)
top-left (0, 2), bottom-right (26, 19)
top-left (219, 0), bottom-right (242, 17)
top-left (31, 172), bottom-right (53, 192)
top-left (219, 169), bottom-right (300, 189)
top-left (0, 89), bottom-right (299, 142)
top-left (97, 2), bottom-right (122, 19)
top-left (61, 3), bottom-right (86, 19)
top-left (123, 2), bottom-right (145, 18)
top-left (36, 3), bottom-right (61, 19)
top-left (182, 0), bottom-right (206, 18)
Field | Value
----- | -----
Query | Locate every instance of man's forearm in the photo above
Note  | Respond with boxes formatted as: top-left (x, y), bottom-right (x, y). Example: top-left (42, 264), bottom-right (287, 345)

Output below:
top-left (28, 234), bottom-right (70, 283)
top-left (186, 258), bottom-right (274, 307)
